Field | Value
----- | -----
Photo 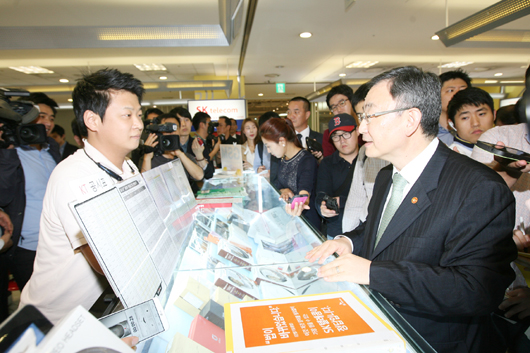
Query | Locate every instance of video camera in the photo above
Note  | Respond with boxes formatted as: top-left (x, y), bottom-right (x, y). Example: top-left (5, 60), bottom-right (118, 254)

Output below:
top-left (0, 88), bottom-right (47, 148)
top-left (144, 122), bottom-right (180, 156)
top-left (206, 121), bottom-right (222, 148)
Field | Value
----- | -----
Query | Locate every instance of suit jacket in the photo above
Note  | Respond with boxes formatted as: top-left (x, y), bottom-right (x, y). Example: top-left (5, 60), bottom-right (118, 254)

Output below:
top-left (345, 143), bottom-right (517, 353)
top-left (309, 129), bottom-right (323, 145)
top-left (61, 141), bottom-right (78, 160)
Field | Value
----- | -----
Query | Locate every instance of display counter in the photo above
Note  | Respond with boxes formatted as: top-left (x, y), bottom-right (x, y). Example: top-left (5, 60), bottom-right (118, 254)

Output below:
top-left (139, 173), bottom-right (435, 353)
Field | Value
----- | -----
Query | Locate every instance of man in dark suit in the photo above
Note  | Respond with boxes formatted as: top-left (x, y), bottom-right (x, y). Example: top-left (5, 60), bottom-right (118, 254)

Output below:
top-left (218, 116), bottom-right (237, 145)
top-left (51, 124), bottom-right (78, 160)
top-left (287, 96), bottom-right (323, 161)
top-left (306, 66), bottom-right (517, 352)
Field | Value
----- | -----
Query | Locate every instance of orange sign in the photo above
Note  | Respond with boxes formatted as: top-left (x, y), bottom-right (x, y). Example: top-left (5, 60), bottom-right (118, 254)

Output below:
top-left (240, 297), bottom-right (374, 348)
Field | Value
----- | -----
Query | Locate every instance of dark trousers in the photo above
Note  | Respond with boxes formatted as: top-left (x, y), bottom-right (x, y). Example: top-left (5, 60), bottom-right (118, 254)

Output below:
top-left (10, 247), bottom-right (36, 291)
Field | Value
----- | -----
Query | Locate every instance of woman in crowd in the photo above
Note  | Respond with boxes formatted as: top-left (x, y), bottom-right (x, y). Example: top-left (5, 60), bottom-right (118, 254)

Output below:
top-left (240, 118), bottom-right (259, 170)
top-left (259, 117), bottom-right (319, 229)
top-left (141, 113), bottom-right (204, 184)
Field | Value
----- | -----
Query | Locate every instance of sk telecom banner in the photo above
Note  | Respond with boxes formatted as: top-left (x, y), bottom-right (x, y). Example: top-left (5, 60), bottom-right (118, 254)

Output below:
top-left (188, 99), bottom-right (247, 121)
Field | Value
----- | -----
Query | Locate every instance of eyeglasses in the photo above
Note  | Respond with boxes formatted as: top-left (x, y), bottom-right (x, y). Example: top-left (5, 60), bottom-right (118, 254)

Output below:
top-left (358, 107), bottom-right (414, 124)
top-left (330, 99), bottom-right (349, 113)
top-left (331, 131), bottom-right (353, 142)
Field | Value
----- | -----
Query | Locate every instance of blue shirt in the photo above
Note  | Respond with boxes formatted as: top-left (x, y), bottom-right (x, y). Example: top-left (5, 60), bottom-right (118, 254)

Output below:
top-left (15, 145), bottom-right (56, 251)
top-left (437, 125), bottom-right (454, 146)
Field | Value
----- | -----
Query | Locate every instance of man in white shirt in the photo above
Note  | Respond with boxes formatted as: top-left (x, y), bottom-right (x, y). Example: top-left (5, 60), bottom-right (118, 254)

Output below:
top-left (306, 66), bottom-right (516, 353)
top-left (20, 68), bottom-right (145, 324)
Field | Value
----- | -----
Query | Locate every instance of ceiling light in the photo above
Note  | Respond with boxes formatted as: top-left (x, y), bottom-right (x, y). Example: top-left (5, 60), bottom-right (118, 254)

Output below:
top-left (134, 64), bottom-right (167, 72)
top-left (153, 105), bottom-right (157, 108)
top-left (494, 73), bottom-right (503, 76)
top-left (431, 35), bottom-right (439, 40)
top-left (435, 0), bottom-right (530, 47)
top-left (299, 32), bottom-right (312, 38)
top-left (500, 80), bottom-right (524, 83)
top-left (438, 62), bottom-right (474, 69)
top-left (159, 76), bottom-right (168, 80)
top-left (67, 98), bottom-right (73, 102)
top-left (59, 79), bottom-right (69, 83)
top-left (339, 73), bottom-right (346, 77)
top-left (9, 66), bottom-right (54, 74)
top-left (345, 61), bottom-right (379, 69)
top-left (258, 93), bottom-right (263, 96)
top-left (141, 102), bottom-right (151, 106)
top-left (485, 80), bottom-right (498, 84)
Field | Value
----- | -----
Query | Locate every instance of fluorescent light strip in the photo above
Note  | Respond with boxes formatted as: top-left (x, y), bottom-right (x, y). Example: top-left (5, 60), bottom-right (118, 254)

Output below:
top-left (9, 66), bottom-right (54, 74)
top-left (134, 64), bottom-right (167, 71)
top-left (438, 62), bottom-right (474, 68)
top-left (345, 61), bottom-right (379, 68)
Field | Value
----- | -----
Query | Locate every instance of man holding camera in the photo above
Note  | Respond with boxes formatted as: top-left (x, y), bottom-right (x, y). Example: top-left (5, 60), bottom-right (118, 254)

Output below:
top-left (140, 113), bottom-right (203, 190)
top-left (192, 111), bottom-right (221, 173)
top-left (315, 113), bottom-right (388, 238)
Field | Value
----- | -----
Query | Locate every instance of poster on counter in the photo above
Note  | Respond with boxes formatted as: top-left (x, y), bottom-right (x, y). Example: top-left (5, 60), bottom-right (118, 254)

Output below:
top-left (224, 291), bottom-right (406, 353)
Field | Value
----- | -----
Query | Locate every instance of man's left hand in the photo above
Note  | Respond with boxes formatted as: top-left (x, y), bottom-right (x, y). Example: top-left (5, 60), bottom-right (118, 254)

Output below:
top-left (317, 253), bottom-right (371, 285)
top-left (311, 150), bottom-right (323, 162)
top-left (498, 287), bottom-right (530, 320)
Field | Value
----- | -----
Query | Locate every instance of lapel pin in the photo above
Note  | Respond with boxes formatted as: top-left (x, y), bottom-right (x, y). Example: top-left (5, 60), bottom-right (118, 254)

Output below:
top-left (411, 197), bottom-right (418, 204)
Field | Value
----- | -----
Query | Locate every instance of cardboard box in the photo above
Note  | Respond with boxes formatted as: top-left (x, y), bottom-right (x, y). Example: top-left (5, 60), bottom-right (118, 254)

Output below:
top-left (168, 332), bottom-right (213, 353)
top-left (174, 277), bottom-right (211, 317)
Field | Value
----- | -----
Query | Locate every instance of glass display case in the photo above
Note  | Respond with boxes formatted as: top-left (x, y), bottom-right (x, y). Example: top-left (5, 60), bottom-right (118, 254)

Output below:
top-left (138, 172), bottom-right (435, 353)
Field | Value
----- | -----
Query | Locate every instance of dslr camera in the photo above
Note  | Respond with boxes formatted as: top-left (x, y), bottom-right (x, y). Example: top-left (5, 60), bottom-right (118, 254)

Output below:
top-left (0, 88), bottom-right (47, 149)
top-left (322, 194), bottom-right (339, 213)
top-left (144, 122), bottom-right (180, 156)
top-left (206, 121), bottom-right (222, 147)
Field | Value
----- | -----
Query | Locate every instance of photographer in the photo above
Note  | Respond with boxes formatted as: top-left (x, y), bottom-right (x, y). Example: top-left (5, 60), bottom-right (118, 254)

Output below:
top-left (4, 93), bottom-right (60, 291)
top-left (192, 111), bottom-right (221, 172)
top-left (141, 113), bottom-right (203, 185)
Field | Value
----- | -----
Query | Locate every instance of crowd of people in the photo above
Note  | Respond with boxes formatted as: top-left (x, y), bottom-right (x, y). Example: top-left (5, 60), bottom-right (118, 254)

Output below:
top-left (0, 65), bottom-right (530, 352)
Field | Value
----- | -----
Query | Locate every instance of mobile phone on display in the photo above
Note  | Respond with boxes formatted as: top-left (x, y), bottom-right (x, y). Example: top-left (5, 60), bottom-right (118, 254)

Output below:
top-left (197, 138), bottom-right (204, 147)
top-left (289, 195), bottom-right (308, 209)
top-left (476, 141), bottom-right (530, 163)
top-left (99, 298), bottom-right (168, 343)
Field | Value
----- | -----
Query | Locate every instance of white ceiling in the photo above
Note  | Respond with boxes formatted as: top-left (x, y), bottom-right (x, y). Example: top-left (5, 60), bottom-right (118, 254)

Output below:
top-left (0, 0), bottom-right (529, 108)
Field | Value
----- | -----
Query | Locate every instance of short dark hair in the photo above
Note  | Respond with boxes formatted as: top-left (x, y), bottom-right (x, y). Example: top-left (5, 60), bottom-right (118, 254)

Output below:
top-left (289, 96), bottom-right (310, 111)
top-left (352, 83), bottom-right (370, 113)
top-left (495, 104), bottom-right (520, 126)
top-left (72, 68), bottom-right (145, 137)
top-left (158, 113), bottom-right (180, 127)
top-left (258, 111), bottom-right (280, 127)
top-left (447, 87), bottom-right (494, 122)
top-left (367, 66), bottom-right (441, 138)
top-left (326, 85), bottom-right (354, 109)
top-left (439, 69), bottom-right (472, 88)
top-left (51, 124), bottom-right (65, 136)
top-left (170, 107), bottom-right (192, 120)
top-left (27, 92), bottom-right (59, 115)
top-left (144, 108), bottom-right (163, 119)
top-left (192, 111), bottom-right (210, 131)
top-left (219, 116), bottom-right (231, 126)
